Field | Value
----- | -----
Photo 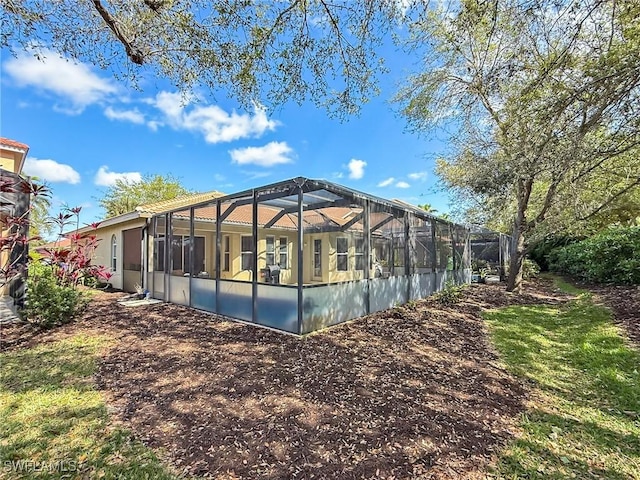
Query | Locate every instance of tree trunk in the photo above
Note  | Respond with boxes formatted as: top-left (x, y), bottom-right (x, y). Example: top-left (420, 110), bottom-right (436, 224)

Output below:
top-left (506, 224), bottom-right (526, 292)
top-left (506, 178), bottom-right (532, 292)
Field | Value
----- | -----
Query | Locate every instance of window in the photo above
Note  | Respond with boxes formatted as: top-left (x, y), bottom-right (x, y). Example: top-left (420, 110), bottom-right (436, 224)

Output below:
top-left (355, 237), bottom-right (364, 271)
top-left (111, 234), bottom-right (117, 272)
top-left (184, 236), bottom-right (206, 275)
top-left (313, 239), bottom-right (322, 277)
top-left (336, 237), bottom-right (348, 271)
top-left (154, 234), bottom-right (165, 271)
top-left (170, 235), bottom-right (206, 274)
top-left (266, 236), bottom-right (275, 265)
top-left (278, 237), bottom-right (288, 268)
top-left (171, 235), bottom-right (183, 271)
top-left (223, 235), bottom-right (230, 272)
top-left (241, 236), bottom-right (253, 270)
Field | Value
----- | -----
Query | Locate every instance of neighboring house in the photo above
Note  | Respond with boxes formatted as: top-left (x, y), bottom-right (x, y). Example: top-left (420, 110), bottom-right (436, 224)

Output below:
top-left (0, 137), bottom-right (30, 304)
top-left (0, 137), bottom-right (29, 174)
top-left (81, 177), bottom-right (473, 335)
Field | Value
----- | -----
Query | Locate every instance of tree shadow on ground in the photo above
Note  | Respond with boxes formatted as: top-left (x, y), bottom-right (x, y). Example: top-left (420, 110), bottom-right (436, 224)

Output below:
top-left (82, 286), bottom-right (532, 479)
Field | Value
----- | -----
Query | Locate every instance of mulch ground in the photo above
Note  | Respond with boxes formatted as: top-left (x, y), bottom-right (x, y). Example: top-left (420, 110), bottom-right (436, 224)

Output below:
top-left (0, 278), bottom-right (593, 479)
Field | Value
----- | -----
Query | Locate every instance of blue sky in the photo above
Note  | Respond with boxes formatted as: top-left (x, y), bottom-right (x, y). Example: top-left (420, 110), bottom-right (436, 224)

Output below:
top-left (1, 42), bottom-right (451, 227)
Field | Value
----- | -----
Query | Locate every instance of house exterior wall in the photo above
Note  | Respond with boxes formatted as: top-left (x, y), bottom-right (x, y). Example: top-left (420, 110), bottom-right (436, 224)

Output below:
top-left (0, 150), bottom-right (22, 173)
top-left (92, 218), bottom-right (146, 291)
top-left (177, 225), bottom-right (376, 286)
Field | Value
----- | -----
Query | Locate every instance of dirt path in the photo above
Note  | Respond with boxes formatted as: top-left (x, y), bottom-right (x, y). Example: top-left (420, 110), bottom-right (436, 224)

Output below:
top-left (1, 279), bottom-right (574, 479)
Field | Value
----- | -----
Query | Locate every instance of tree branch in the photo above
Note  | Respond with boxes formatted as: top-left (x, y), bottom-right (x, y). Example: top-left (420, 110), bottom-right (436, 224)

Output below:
top-left (578, 178), bottom-right (640, 222)
top-left (92, 0), bottom-right (145, 65)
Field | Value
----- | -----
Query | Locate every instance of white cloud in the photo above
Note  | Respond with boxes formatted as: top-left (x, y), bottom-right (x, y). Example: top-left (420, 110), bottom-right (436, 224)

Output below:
top-left (240, 171), bottom-right (273, 181)
top-left (94, 166), bottom-right (142, 187)
top-left (23, 157), bottom-right (81, 184)
top-left (408, 171), bottom-right (428, 181)
top-left (377, 177), bottom-right (395, 187)
top-left (147, 120), bottom-right (163, 132)
top-left (104, 106), bottom-right (145, 124)
top-left (154, 91), bottom-right (278, 143)
top-left (229, 141), bottom-right (294, 167)
top-left (396, 181), bottom-right (411, 188)
top-left (348, 158), bottom-right (367, 180)
top-left (4, 49), bottom-right (117, 113)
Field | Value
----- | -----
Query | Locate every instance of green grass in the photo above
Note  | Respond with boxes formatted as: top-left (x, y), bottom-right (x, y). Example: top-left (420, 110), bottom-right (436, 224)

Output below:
top-left (0, 335), bottom-right (179, 479)
top-left (550, 275), bottom-right (587, 296)
top-left (485, 290), bottom-right (640, 479)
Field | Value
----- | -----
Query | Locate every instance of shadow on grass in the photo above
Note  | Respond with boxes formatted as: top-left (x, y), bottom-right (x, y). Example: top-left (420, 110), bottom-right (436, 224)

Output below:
top-left (0, 336), bottom-right (179, 480)
top-left (486, 295), bottom-right (640, 479)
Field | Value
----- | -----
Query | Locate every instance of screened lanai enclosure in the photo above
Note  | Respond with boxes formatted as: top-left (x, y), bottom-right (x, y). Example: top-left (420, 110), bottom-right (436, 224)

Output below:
top-left (146, 177), bottom-right (471, 334)
top-left (470, 228), bottom-right (512, 279)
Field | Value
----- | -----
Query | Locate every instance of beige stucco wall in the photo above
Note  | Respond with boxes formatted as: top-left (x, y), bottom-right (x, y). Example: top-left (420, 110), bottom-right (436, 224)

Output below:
top-left (92, 218), bottom-right (146, 290)
top-left (146, 219), bottom-right (385, 288)
top-left (166, 220), bottom-right (299, 284)
top-left (0, 149), bottom-right (21, 174)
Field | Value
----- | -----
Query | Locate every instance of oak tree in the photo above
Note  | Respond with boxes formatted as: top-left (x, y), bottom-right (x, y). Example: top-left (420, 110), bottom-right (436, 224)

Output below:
top-left (2, 0), bottom-right (406, 116)
top-left (398, 0), bottom-right (640, 291)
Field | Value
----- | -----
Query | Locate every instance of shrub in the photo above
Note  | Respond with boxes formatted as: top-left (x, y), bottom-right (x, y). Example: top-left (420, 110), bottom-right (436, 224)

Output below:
top-left (522, 258), bottom-right (541, 279)
top-left (548, 226), bottom-right (640, 284)
top-left (22, 261), bottom-right (88, 328)
top-left (529, 235), bottom-right (583, 271)
top-left (434, 281), bottom-right (466, 305)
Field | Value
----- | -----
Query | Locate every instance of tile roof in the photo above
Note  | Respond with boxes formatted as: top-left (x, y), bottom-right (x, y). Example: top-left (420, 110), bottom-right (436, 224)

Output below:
top-left (0, 138), bottom-right (29, 151)
top-left (136, 190), bottom-right (225, 214)
top-left (173, 203), bottom-right (401, 232)
top-left (176, 203), bottom-right (299, 230)
top-left (34, 237), bottom-right (73, 252)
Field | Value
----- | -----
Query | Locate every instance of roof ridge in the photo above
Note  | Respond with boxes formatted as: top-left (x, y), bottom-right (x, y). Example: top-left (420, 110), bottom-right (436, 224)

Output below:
top-left (136, 190), bottom-right (225, 213)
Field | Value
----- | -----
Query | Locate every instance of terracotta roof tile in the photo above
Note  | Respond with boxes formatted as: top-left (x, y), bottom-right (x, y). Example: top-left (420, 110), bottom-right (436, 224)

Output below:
top-left (0, 138), bottom-right (29, 151)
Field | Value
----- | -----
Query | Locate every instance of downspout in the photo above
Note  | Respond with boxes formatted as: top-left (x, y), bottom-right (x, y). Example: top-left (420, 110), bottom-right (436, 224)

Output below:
top-left (189, 207), bottom-right (194, 307)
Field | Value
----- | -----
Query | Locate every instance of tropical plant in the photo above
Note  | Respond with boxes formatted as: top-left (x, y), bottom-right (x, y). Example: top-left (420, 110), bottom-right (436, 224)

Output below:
top-left (0, 172), bottom-right (49, 292)
top-left (22, 256), bottom-right (89, 328)
top-left (42, 206), bottom-right (113, 288)
top-left (1, 176), bottom-right (111, 327)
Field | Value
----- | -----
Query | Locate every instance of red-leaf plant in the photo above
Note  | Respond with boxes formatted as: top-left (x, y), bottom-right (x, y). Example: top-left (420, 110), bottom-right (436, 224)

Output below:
top-left (43, 206), bottom-right (112, 288)
top-left (1, 177), bottom-right (112, 291)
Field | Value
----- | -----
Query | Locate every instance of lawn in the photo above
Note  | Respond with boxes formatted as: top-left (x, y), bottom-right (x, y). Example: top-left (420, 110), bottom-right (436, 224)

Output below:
top-left (486, 281), bottom-right (640, 479)
top-left (0, 335), bottom-right (178, 479)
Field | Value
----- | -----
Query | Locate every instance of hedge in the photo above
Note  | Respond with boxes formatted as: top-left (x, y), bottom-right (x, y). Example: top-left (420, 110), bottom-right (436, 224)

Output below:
top-left (548, 226), bottom-right (640, 285)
